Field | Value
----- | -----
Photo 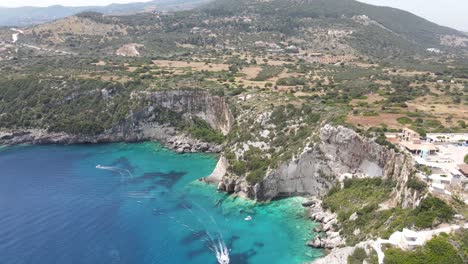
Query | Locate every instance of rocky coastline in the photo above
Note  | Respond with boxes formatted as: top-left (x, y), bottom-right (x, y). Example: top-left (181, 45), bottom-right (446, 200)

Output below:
top-left (203, 125), bottom-right (424, 261)
top-left (0, 90), bottom-right (232, 154)
top-left (0, 128), bottom-right (222, 153)
top-left (1, 123), bottom-right (422, 263)
top-left (303, 198), bottom-right (344, 250)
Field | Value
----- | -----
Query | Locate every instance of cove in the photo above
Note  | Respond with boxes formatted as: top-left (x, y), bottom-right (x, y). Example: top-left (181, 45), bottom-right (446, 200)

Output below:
top-left (0, 142), bottom-right (322, 264)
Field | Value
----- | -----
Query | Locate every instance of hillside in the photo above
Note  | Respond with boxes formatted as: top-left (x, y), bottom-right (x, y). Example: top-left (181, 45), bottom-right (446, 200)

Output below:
top-left (204, 0), bottom-right (460, 45)
top-left (202, 0), bottom-right (467, 55)
top-left (0, 0), bottom-right (211, 26)
top-left (2, 0), bottom-right (466, 63)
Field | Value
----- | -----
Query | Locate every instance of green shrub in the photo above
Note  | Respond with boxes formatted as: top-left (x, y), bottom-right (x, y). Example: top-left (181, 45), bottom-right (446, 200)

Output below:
top-left (246, 169), bottom-right (266, 184)
top-left (384, 235), bottom-right (463, 264)
top-left (186, 117), bottom-right (224, 144)
top-left (231, 160), bottom-right (247, 175)
top-left (397, 117), bottom-right (413, 125)
top-left (413, 197), bottom-right (455, 228)
top-left (252, 65), bottom-right (284, 81)
top-left (276, 77), bottom-right (307, 86)
top-left (348, 247), bottom-right (367, 264)
top-left (406, 176), bottom-right (427, 192)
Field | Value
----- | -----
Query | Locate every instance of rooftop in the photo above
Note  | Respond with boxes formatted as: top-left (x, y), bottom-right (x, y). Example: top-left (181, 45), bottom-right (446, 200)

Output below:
top-left (399, 141), bottom-right (438, 151)
top-left (459, 164), bottom-right (468, 175)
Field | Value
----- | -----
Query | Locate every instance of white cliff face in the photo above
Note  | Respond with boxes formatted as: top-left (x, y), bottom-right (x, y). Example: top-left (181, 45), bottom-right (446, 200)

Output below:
top-left (149, 90), bottom-right (233, 135)
top-left (239, 125), bottom-right (423, 208)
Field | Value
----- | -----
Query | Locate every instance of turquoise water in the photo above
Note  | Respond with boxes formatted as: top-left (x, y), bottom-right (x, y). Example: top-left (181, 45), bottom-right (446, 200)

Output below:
top-left (0, 142), bottom-right (322, 264)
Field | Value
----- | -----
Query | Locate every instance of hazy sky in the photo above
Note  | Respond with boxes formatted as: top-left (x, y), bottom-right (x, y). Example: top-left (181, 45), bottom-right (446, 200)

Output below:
top-left (0, 0), bottom-right (467, 31)
top-left (0, 0), bottom-right (152, 7)
top-left (357, 0), bottom-right (468, 32)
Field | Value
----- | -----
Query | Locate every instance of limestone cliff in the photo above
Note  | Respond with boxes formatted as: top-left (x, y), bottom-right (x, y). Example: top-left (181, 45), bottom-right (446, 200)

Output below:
top-left (148, 90), bottom-right (233, 135)
top-left (217, 125), bottom-right (423, 209)
top-left (0, 90), bottom-right (233, 152)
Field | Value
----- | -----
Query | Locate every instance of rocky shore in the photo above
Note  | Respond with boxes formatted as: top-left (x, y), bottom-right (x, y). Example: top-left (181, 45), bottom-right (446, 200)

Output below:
top-left (303, 199), bottom-right (344, 250)
top-left (0, 128), bottom-right (222, 153)
top-left (166, 135), bottom-right (222, 153)
top-left (0, 89), bottom-right (233, 154)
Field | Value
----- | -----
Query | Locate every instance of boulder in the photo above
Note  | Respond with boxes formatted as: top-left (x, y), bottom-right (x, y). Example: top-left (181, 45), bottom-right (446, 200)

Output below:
top-left (326, 231), bottom-right (340, 239)
top-left (315, 213), bottom-right (325, 222)
top-left (307, 236), bottom-right (323, 248)
top-left (349, 212), bottom-right (358, 221)
top-left (323, 220), bottom-right (336, 232)
top-left (324, 236), bottom-right (343, 249)
top-left (302, 199), bottom-right (316, 207)
top-left (217, 182), bottom-right (226, 191)
top-left (323, 214), bottom-right (336, 224)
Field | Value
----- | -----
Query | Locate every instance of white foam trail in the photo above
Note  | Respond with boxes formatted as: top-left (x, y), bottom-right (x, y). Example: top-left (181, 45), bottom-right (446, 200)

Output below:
top-left (95, 167), bottom-right (230, 263)
top-left (96, 165), bottom-right (134, 181)
top-left (157, 200), bottom-right (230, 264)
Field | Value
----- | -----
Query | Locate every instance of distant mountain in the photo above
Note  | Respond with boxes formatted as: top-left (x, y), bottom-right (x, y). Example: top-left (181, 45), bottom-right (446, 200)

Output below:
top-left (0, 0), bottom-right (212, 26)
top-left (203, 0), bottom-right (462, 48)
top-left (5, 0), bottom-right (467, 60)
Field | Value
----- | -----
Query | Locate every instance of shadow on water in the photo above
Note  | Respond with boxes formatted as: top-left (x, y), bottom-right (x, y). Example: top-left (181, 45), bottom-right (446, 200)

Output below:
top-left (128, 171), bottom-right (186, 189)
top-left (111, 157), bottom-right (136, 173)
top-left (228, 249), bottom-right (257, 264)
top-left (227, 235), bottom-right (240, 249)
top-left (180, 230), bottom-right (207, 246)
top-left (187, 246), bottom-right (209, 258)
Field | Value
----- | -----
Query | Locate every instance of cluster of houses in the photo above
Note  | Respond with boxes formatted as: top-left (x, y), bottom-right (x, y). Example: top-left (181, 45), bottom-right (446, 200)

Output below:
top-left (253, 41), bottom-right (299, 53)
top-left (386, 128), bottom-right (468, 200)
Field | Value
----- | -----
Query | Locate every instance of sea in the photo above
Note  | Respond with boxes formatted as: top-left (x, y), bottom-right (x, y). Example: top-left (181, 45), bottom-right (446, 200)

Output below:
top-left (0, 142), bottom-right (322, 264)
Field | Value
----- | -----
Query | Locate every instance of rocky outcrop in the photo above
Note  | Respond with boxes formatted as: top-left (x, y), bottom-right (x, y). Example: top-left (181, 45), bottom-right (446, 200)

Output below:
top-left (306, 199), bottom-right (344, 249)
top-left (0, 90), bottom-right (233, 153)
top-left (148, 90), bottom-right (233, 135)
top-left (204, 156), bottom-right (228, 185)
top-left (220, 124), bottom-right (422, 209)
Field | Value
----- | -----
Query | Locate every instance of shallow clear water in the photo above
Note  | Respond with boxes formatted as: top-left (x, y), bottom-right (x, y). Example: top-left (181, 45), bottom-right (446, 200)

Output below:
top-left (0, 143), bottom-right (322, 264)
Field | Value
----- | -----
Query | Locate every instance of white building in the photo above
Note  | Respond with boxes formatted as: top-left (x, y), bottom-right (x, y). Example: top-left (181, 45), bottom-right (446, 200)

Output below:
top-left (388, 229), bottom-right (425, 250)
top-left (426, 48), bottom-right (441, 53)
top-left (426, 133), bottom-right (468, 144)
top-left (428, 174), bottom-right (452, 196)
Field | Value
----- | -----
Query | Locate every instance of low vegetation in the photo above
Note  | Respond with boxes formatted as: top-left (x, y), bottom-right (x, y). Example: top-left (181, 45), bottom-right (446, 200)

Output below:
top-left (384, 230), bottom-right (467, 264)
top-left (184, 117), bottom-right (224, 144)
top-left (251, 65), bottom-right (283, 81)
top-left (323, 179), bottom-right (456, 246)
top-left (348, 247), bottom-right (378, 264)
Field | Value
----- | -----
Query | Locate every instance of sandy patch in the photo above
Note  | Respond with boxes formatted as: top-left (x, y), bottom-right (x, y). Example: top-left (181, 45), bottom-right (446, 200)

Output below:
top-left (116, 43), bottom-right (143, 57)
top-left (347, 113), bottom-right (405, 129)
top-left (152, 60), bottom-right (229, 72)
top-left (241, 66), bottom-right (262, 79)
top-left (351, 93), bottom-right (385, 105)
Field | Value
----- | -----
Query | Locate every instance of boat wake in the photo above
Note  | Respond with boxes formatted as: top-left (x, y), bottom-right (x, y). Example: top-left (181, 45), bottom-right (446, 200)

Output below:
top-left (96, 165), bottom-right (134, 181)
top-left (155, 198), bottom-right (230, 264)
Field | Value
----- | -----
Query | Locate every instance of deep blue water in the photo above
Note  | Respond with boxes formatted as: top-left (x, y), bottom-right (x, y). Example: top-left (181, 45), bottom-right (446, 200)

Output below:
top-left (0, 143), bottom-right (321, 264)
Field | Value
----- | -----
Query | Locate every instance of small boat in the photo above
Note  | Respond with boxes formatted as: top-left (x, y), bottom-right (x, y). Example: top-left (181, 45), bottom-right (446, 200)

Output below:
top-left (244, 215), bottom-right (252, 221)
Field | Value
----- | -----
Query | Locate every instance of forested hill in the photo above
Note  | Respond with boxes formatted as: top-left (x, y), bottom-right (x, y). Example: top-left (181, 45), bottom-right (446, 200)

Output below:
top-left (2, 0), bottom-right (467, 61)
top-left (202, 0), bottom-right (461, 48)
top-left (0, 0), bottom-right (211, 26)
